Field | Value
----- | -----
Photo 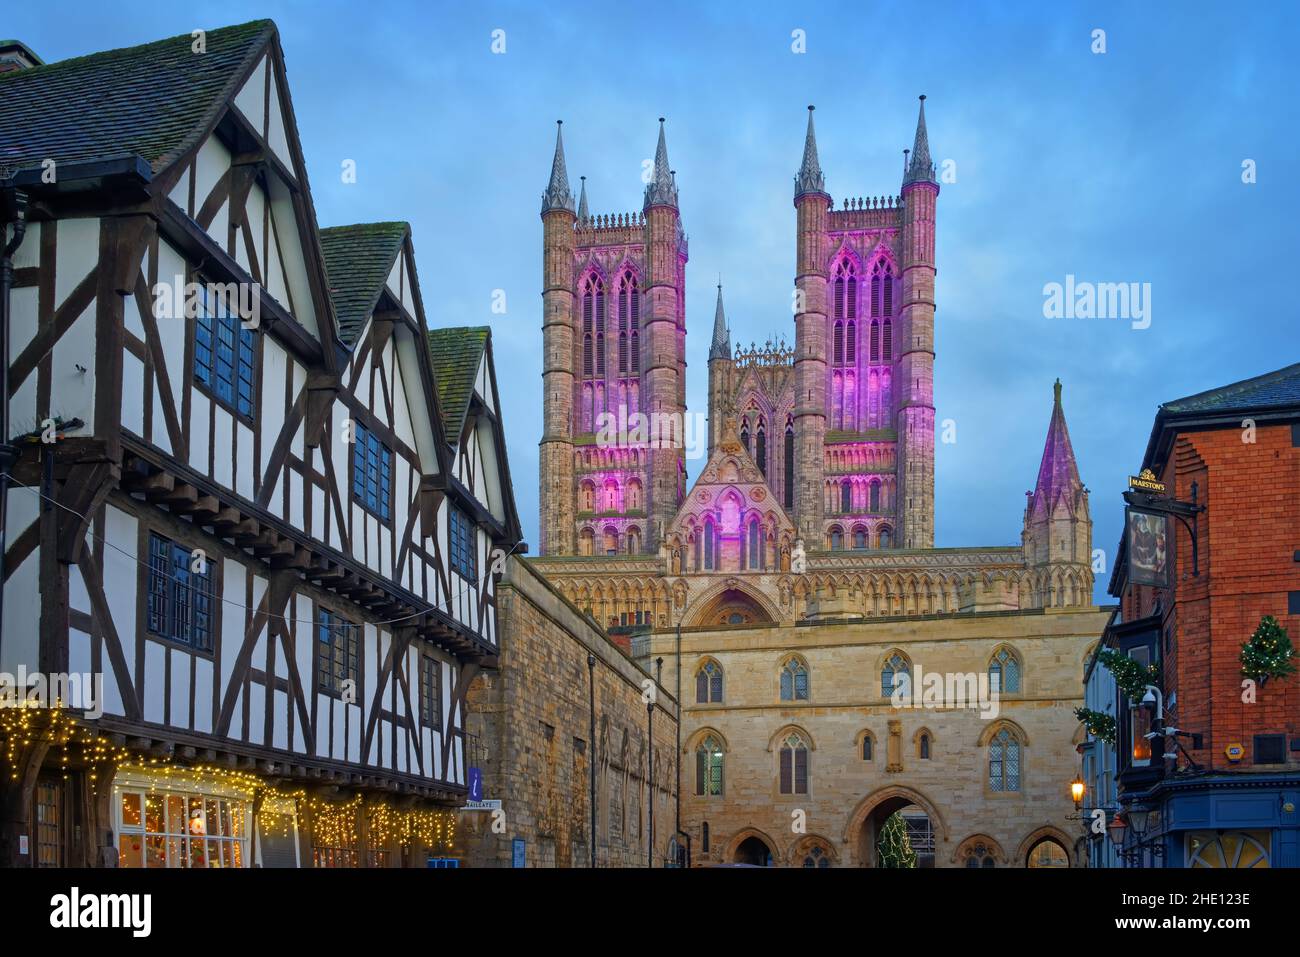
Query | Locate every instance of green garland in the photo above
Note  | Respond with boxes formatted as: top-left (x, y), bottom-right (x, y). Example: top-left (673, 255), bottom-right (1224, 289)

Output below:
top-left (1074, 707), bottom-right (1117, 745)
top-left (1096, 648), bottom-right (1159, 702)
top-left (877, 810), bottom-right (917, 868)
top-left (1240, 615), bottom-right (1298, 683)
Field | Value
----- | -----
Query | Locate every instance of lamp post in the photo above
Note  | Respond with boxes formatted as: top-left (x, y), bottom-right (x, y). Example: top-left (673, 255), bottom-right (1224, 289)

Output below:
top-left (1071, 775), bottom-right (1086, 812)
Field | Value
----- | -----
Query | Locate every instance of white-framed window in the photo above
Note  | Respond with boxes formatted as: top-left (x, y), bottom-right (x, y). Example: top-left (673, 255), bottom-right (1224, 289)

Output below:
top-left (115, 779), bottom-right (250, 868)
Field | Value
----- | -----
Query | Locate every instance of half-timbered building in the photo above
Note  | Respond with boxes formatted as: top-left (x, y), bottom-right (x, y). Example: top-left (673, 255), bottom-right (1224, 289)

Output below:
top-left (0, 20), bottom-right (520, 868)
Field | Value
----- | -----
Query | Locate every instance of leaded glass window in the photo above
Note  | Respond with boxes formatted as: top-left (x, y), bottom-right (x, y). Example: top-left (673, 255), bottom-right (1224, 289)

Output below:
top-left (988, 728), bottom-right (1021, 792)
top-left (780, 658), bottom-right (809, 701)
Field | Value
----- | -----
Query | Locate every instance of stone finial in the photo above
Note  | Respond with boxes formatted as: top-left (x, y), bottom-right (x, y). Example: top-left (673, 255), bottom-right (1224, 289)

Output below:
top-left (542, 120), bottom-right (575, 214)
top-left (794, 105), bottom-right (827, 198)
top-left (903, 95), bottom-right (937, 187)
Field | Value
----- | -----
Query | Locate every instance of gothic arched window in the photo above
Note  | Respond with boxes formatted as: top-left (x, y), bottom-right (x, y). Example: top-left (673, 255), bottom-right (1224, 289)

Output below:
top-left (603, 526), bottom-right (618, 556)
top-left (829, 526), bottom-right (843, 550)
top-left (988, 727), bottom-right (1022, 792)
top-left (846, 321), bottom-right (856, 363)
top-left (881, 652), bottom-right (910, 698)
top-left (627, 526), bottom-right (641, 553)
top-left (740, 421), bottom-right (750, 454)
top-left (579, 527), bottom-right (594, 556)
top-left (748, 519), bottom-right (761, 570)
top-left (802, 846), bottom-right (831, 868)
top-left (833, 321), bottom-right (844, 365)
top-left (704, 519), bottom-right (715, 570)
top-left (878, 526), bottom-right (892, 549)
top-left (780, 658), bottom-right (809, 701)
top-left (779, 733), bottom-right (809, 795)
top-left (696, 661), bottom-right (723, 704)
top-left (755, 425), bottom-right (767, 476)
top-left (882, 319), bottom-right (892, 361)
top-left (695, 736), bottom-right (724, 796)
top-left (853, 526), bottom-right (867, 549)
top-left (989, 647), bottom-right (1022, 694)
top-left (869, 481), bottom-right (881, 512)
top-left (869, 319), bottom-right (880, 362)
top-left (840, 481), bottom-right (852, 514)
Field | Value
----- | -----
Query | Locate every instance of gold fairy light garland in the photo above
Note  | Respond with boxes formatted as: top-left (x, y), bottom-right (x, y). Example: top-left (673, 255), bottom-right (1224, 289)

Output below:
top-left (2, 707), bottom-right (458, 851)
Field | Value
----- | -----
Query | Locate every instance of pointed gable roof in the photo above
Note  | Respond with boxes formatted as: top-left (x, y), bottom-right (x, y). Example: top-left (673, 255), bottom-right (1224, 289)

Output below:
top-left (426, 326), bottom-right (489, 442)
top-left (1161, 362), bottom-right (1300, 415)
top-left (318, 221), bottom-right (410, 345)
top-left (0, 20), bottom-right (273, 177)
top-left (1028, 379), bottom-right (1083, 514)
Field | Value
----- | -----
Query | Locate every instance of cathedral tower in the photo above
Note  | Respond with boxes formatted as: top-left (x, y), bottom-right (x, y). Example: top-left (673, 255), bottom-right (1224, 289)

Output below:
top-left (539, 121), bottom-right (577, 555)
top-left (792, 106), bottom-right (830, 547)
top-left (897, 96), bottom-right (939, 549)
top-left (538, 119), bottom-right (687, 557)
top-left (707, 282), bottom-right (732, 456)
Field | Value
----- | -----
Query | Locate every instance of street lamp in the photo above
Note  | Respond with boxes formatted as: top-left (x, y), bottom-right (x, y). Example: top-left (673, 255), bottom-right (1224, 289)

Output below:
top-left (1070, 775), bottom-right (1085, 811)
top-left (1107, 813), bottom-right (1127, 848)
top-left (1126, 804), bottom-right (1151, 838)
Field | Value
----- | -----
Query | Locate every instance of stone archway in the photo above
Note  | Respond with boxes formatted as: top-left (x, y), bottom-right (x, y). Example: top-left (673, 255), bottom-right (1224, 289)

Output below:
top-left (683, 579), bottom-right (780, 628)
top-left (1018, 826), bottom-right (1074, 868)
top-left (724, 827), bottom-right (780, 867)
top-left (843, 785), bottom-right (948, 868)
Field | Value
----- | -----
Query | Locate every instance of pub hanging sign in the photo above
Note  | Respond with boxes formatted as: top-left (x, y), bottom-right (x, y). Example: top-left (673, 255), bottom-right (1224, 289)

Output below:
top-left (1128, 468), bottom-right (1167, 494)
top-left (1126, 507), bottom-right (1171, 588)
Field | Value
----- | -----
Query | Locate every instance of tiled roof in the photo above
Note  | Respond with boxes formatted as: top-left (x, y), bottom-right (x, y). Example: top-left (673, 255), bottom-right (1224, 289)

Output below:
top-left (427, 327), bottom-right (489, 442)
top-left (0, 20), bottom-right (273, 176)
top-left (1161, 362), bottom-right (1300, 415)
top-left (317, 222), bottom-right (409, 346)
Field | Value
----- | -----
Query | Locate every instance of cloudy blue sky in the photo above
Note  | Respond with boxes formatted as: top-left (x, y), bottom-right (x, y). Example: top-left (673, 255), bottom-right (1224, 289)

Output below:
top-left (18, 1), bottom-right (1298, 601)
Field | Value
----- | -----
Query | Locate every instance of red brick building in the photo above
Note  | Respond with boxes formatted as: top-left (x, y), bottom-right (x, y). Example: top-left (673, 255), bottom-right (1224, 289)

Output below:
top-left (1101, 362), bottom-right (1300, 867)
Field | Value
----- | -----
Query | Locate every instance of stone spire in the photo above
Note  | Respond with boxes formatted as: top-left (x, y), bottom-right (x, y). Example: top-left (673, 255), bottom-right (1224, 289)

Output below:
top-left (1029, 378), bottom-right (1083, 513)
top-left (644, 117), bottom-right (678, 208)
top-left (541, 120), bottom-right (575, 214)
top-left (577, 175), bottom-right (589, 224)
top-left (709, 281), bottom-right (731, 360)
top-left (794, 105), bottom-right (826, 198)
top-left (903, 95), bottom-right (936, 186)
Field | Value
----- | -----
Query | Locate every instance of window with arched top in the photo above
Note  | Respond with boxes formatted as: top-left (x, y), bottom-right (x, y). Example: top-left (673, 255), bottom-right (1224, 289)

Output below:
top-left (859, 731), bottom-right (875, 761)
top-left (695, 736), bottom-right (724, 797)
top-left (840, 481), bottom-right (852, 514)
top-left (802, 845), bottom-right (831, 868)
top-left (853, 526), bottom-right (867, 549)
top-left (870, 259), bottom-right (893, 319)
top-left (780, 657), bottom-right (809, 701)
top-left (882, 319), bottom-right (892, 361)
top-left (779, 733), bottom-right (809, 794)
top-left (579, 481), bottom-right (595, 512)
top-left (703, 519), bottom-right (715, 570)
top-left (869, 481), bottom-right (880, 513)
top-left (918, 732), bottom-right (932, 760)
top-left (878, 526), bottom-right (892, 549)
top-left (869, 319), bottom-right (880, 362)
top-left (740, 422), bottom-right (750, 454)
top-left (833, 321), bottom-right (844, 365)
top-left (881, 652), bottom-right (910, 698)
top-left (626, 479), bottom-right (642, 510)
top-left (696, 661), bottom-right (723, 704)
top-left (579, 527), bottom-right (594, 557)
top-left (603, 526), bottom-right (618, 556)
top-left (989, 647), bottom-right (1022, 694)
top-left (691, 531), bottom-right (701, 572)
top-left (829, 526), bottom-right (843, 550)
top-left (988, 727), bottom-right (1023, 792)
top-left (748, 519), bottom-right (761, 570)
top-left (755, 425), bottom-right (767, 476)
top-left (961, 840), bottom-right (999, 868)
top-left (626, 526), bottom-right (641, 554)
top-left (846, 321), bottom-right (856, 363)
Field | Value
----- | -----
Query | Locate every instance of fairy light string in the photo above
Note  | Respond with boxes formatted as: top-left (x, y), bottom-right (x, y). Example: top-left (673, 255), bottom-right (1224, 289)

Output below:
top-left (1, 707), bottom-right (458, 853)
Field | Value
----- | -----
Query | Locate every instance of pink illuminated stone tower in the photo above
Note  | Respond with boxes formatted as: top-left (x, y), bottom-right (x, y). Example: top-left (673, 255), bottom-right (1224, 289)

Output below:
top-left (539, 119), bottom-right (687, 557)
